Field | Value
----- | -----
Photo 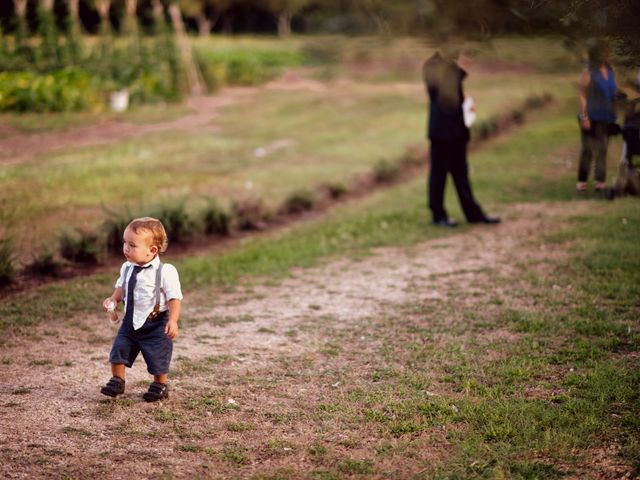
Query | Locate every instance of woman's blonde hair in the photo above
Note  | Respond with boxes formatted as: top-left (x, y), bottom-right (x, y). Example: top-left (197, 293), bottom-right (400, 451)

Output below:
top-left (126, 217), bottom-right (168, 253)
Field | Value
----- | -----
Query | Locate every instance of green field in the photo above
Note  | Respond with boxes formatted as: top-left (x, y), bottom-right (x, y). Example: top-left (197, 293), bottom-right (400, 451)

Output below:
top-left (0, 36), bottom-right (580, 264)
top-left (0, 35), bottom-right (638, 479)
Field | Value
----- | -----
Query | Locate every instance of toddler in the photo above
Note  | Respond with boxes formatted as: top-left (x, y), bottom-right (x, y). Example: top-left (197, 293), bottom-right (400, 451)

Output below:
top-left (100, 217), bottom-right (182, 402)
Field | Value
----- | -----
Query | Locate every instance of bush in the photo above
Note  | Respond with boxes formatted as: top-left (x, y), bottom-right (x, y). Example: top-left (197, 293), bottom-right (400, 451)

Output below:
top-left (231, 198), bottom-right (270, 231)
top-left (373, 160), bottom-right (401, 183)
top-left (510, 109), bottom-right (525, 125)
top-left (400, 145), bottom-right (427, 167)
top-left (322, 182), bottom-right (348, 199)
top-left (0, 68), bottom-right (102, 113)
top-left (0, 29), bottom-right (184, 112)
top-left (0, 238), bottom-right (15, 287)
top-left (301, 38), bottom-right (343, 64)
top-left (195, 48), bottom-right (303, 91)
top-left (281, 189), bottom-right (316, 214)
top-left (201, 201), bottom-right (231, 236)
top-left (59, 229), bottom-right (101, 264)
top-left (154, 203), bottom-right (196, 244)
top-left (474, 115), bottom-right (499, 140)
top-left (102, 210), bottom-right (133, 255)
top-left (25, 251), bottom-right (60, 277)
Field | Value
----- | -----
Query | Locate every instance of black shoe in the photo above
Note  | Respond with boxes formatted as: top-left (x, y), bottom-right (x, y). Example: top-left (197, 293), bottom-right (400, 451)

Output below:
top-left (433, 218), bottom-right (458, 228)
top-left (470, 215), bottom-right (501, 225)
top-left (100, 376), bottom-right (125, 397)
top-left (143, 382), bottom-right (169, 402)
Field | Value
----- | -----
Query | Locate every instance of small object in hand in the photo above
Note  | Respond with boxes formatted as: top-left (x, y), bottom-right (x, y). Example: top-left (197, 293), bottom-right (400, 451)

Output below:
top-left (463, 96), bottom-right (476, 127)
top-left (106, 300), bottom-right (119, 325)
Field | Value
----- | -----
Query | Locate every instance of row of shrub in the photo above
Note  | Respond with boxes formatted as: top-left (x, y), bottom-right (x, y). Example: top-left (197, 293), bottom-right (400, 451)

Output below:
top-left (0, 149), bottom-right (419, 285)
top-left (0, 32), bottom-right (184, 112)
top-left (471, 92), bottom-right (554, 141)
top-left (0, 37), bottom-right (309, 112)
top-left (0, 92), bottom-right (553, 285)
top-left (0, 2), bottom-right (186, 113)
top-left (195, 47), bottom-right (305, 91)
top-left (0, 68), bottom-right (102, 112)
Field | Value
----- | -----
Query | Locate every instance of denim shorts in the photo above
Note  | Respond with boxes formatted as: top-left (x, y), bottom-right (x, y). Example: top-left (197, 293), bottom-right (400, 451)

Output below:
top-left (109, 311), bottom-right (173, 375)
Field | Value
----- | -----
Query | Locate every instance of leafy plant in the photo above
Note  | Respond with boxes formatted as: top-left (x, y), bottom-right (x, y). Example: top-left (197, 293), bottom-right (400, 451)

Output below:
top-left (231, 198), bottom-right (270, 231)
top-left (0, 237), bottom-right (15, 287)
top-left (322, 182), bottom-right (348, 199)
top-left (373, 160), bottom-right (401, 183)
top-left (59, 229), bottom-right (101, 264)
top-left (24, 250), bottom-right (60, 277)
top-left (201, 201), bottom-right (231, 236)
top-left (154, 202), bottom-right (197, 245)
top-left (281, 189), bottom-right (316, 214)
top-left (102, 209), bottom-right (134, 255)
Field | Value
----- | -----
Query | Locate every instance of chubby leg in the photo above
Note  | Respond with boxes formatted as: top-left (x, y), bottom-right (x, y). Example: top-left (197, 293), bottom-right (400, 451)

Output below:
top-left (111, 363), bottom-right (125, 380)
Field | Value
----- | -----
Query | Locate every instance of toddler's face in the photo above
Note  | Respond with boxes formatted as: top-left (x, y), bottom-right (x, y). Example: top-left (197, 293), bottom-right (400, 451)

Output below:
top-left (122, 227), bottom-right (157, 265)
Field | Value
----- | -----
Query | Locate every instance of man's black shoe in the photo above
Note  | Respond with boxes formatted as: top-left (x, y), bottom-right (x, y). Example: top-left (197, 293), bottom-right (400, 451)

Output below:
top-left (470, 215), bottom-right (501, 225)
top-left (433, 218), bottom-right (458, 228)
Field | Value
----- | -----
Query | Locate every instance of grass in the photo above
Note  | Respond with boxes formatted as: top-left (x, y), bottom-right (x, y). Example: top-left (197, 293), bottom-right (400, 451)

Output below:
top-left (0, 36), bottom-right (576, 262)
top-left (0, 103), bottom-right (192, 134)
top-left (1, 35), bottom-right (638, 478)
top-left (0, 96), bottom-right (604, 331)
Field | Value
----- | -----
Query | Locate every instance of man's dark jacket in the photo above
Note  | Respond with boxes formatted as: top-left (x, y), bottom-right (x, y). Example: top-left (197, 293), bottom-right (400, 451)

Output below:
top-left (422, 52), bottom-right (470, 142)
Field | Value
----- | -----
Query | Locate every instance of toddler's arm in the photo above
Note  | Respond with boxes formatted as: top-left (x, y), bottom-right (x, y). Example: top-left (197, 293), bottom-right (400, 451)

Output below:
top-left (164, 298), bottom-right (181, 339)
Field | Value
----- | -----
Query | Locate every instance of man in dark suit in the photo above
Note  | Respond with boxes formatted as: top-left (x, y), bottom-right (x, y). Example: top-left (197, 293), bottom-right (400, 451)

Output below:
top-left (423, 47), bottom-right (500, 227)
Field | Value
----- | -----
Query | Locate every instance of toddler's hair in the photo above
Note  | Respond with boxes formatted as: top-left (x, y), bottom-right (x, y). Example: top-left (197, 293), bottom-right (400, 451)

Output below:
top-left (126, 217), bottom-right (168, 253)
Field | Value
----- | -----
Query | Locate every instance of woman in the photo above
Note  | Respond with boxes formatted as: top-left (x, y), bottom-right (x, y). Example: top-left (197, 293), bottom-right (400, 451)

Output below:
top-left (577, 40), bottom-right (618, 193)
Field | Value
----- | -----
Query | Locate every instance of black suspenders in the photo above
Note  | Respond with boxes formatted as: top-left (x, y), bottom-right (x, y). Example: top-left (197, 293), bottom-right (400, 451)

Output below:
top-left (122, 262), bottom-right (165, 320)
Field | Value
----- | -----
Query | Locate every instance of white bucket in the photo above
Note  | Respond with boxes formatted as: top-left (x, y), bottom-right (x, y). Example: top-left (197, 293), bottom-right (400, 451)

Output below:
top-left (110, 88), bottom-right (129, 112)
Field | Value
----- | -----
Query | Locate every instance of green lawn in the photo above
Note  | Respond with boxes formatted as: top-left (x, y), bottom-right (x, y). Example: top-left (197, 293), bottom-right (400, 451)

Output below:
top-left (0, 39), bottom-right (638, 475)
top-left (0, 80), bottom-right (571, 261)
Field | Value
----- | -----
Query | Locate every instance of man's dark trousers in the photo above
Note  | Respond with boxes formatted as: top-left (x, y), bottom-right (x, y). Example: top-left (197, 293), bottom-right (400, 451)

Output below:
top-left (429, 139), bottom-right (485, 223)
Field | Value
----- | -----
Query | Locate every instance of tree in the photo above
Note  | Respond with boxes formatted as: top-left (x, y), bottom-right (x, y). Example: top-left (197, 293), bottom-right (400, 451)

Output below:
top-left (67, 0), bottom-right (82, 33)
top-left (121, 0), bottom-right (138, 34)
top-left (14, 0), bottom-right (28, 45)
top-left (167, 0), bottom-right (205, 94)
top-left (179, 0), bottom-right (230, 37)
top-left (94, 0), bottom-right (113, 34)
top-left (504, 0), bottom-right (640, 64)
top-left (263, 0), bottom-right (311, 37)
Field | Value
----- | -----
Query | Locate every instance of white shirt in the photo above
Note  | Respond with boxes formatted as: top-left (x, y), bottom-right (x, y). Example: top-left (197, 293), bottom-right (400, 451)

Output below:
top-left (115, 256), bottom-right (183, 330)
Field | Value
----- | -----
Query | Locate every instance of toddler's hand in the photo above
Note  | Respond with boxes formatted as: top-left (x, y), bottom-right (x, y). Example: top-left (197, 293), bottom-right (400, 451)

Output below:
top-left (165, 319), bottom-right (179, 340)
top-left (103, 297), bottom-right (116, 311)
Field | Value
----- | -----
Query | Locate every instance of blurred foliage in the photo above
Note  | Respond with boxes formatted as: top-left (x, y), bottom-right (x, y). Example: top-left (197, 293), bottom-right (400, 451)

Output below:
top-left (0, 3), bottom-right (185, 112)
top-left (0, 68), bottom-right (101, 112)
top-left (194, 44), bottom-right (303, 90)
top-left (0, 237), bottom-right (14, 287)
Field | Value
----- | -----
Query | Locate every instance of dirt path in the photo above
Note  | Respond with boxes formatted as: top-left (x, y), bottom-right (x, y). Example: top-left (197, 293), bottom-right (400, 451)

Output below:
top-left (0, 91), bottom-right (255, 166)
top-left (0, 72), bottom-right (410, 167)
top-left (1, 200), bottom-right (632, 479)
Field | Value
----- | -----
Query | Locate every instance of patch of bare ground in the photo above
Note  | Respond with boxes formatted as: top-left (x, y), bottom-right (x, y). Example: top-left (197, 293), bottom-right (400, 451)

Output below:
top-left (0, 89), bottom-right (255, 166)
top-left (2, 200), bottom-right (634, 479)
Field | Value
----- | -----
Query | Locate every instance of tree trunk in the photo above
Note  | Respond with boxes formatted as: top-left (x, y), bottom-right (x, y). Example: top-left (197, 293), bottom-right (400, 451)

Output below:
top-left (222, 14), bottom-right (233, 34)
top-left (278, 10), bottom-right (292, 38)
top-left (42, 0), bottom-right (55, 10)
top-left (14, 0), bottom-right (29, 45)
top-left (15, 0), bottom-right (28, 17)
top-left (95, 0), bottom-right (112, 34)
top-left (68, 0), bottom-right (80, 19)
top-left (196, 12), bottom-right (211, 37)
top-left (168, 2), bottom-right (205, 95)
top-left (123, 0), bottom-right (138, 34)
